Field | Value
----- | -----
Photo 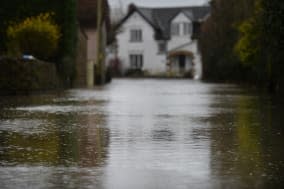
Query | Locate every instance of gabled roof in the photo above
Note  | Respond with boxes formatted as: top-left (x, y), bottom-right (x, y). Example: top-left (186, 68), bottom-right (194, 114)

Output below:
top-left (117, 5), bottom-right (210, 40)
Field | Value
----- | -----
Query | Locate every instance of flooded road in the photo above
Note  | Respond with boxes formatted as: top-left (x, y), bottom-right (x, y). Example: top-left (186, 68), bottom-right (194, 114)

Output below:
top-left (0, 79), bottom-right (284, 189)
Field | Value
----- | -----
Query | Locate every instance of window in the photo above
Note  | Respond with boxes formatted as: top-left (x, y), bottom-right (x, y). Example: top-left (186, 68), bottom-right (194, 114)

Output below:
top-left (158, 42), bottom-right (167, 53)
top-left (183, 22), bottom-right (192, 35)
top-left (130, 29), bottom-right (142, 42)
top-left (171, 23), bottom-right (180, 36)
top-left (171, 22), bottom-right (192, 36)
top-left (130, 54), bottom-right (143, 69)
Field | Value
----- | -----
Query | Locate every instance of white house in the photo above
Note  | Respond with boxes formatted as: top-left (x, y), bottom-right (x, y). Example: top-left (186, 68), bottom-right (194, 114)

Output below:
top-left (115, 4), bottom-right (210, 78)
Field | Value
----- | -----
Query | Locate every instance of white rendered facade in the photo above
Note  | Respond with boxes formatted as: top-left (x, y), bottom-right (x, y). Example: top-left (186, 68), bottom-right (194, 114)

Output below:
top-left (116, 7), bottom-right (208, 78)
top-left (117, 12), bottom-right (166, 75)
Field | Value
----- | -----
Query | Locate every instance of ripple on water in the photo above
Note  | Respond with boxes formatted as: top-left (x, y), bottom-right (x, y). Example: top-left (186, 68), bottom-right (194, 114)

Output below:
top-left (13, 105), bottom-right (100, 113)
top-left (0, 119), bottom-right (50, 134)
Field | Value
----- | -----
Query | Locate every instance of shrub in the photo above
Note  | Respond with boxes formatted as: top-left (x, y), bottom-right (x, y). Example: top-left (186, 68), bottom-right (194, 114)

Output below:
top-left (125, 69), bottom-right (144, 77)
top-left (0, 56), bottom-right (60, 94)
top-left (6, 13), bottom-right (61, 59)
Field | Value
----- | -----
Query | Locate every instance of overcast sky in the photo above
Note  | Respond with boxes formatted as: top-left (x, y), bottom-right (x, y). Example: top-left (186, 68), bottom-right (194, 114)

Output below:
top-left (109, 0), bottom-right (210, 9)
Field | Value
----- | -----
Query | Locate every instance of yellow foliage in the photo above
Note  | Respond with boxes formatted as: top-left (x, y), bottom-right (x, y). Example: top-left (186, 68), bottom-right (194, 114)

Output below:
top-left (7, 12), bottom-right (61, 59)
top-left (234, 19), bottom-right (258, 65)
top-left (234, 0), bottom-right (262, 66)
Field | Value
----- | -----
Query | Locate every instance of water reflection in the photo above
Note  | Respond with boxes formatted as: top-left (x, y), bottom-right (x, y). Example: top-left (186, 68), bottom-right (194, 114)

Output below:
top-left (209, 90), bottom-right (284, 188)
top-left (0, 79), bottom-right (283, 188)
top-left (0, 114), bottom-right (109, 167)
top-left (152, 129), bottom-right (175, 141)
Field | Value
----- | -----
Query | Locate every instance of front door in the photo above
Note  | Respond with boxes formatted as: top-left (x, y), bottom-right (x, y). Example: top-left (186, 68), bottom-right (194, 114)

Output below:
top-left (178, 55), bottom-right (186, 73)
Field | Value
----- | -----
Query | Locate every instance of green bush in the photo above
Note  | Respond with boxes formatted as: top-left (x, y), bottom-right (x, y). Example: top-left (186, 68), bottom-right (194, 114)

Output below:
top-left (7, 13), bottom-right (61, 59)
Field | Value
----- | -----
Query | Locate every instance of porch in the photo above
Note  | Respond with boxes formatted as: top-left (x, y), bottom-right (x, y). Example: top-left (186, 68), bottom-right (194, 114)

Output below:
top-left (167, 51), bottom-right (195, 77)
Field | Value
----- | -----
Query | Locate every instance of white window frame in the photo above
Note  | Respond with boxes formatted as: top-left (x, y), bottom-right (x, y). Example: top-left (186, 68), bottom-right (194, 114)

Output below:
top-left (171, 23), bottom-right (180, 36)
top-left (130, 29), bottom-right (142, 42)
top-left (129, 54), bottom-right (143, 69)
top-left (183, 22), bottom-right (192, 35)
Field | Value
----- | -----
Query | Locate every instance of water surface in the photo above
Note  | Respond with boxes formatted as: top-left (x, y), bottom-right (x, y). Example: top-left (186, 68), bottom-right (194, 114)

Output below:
top-left (0, 79), bottom-right (283, 188)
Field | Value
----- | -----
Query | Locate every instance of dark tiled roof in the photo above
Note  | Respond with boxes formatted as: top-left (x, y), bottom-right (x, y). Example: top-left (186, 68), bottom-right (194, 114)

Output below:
top-left (118, 5), bottom-right (210, 40)
top-left (77, 0), bottom-right (110, 29)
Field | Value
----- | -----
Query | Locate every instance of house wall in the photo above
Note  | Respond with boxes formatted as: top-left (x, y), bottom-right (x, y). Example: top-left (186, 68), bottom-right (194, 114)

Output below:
top-left (84, 28), bottom-right (97, 87)
top-left (97, 21), bottom-right (108, 83)
top-left (168, 13), bottom-right (202, 78)
top-left (74, 27), bottom-right (88, 87)
top-left (102, 21), bottom-right (108, 72)
top-left (116, 12), bottom-right (166, 75)
top-left (86, 29), bottom-right (98, 61)
top-left (102, 22), bottom-right (107, 52)
top-left (83, 22), bottom-right (108, 86)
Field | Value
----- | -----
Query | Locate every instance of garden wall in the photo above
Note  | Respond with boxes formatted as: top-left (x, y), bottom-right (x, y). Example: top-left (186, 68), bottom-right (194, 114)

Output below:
top-left (0, 57), bottom-right (61, 94)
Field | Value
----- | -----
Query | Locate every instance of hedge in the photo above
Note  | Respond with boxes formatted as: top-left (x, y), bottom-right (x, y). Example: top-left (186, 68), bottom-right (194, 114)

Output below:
top-left (0, 56), bottom-right (60, 94)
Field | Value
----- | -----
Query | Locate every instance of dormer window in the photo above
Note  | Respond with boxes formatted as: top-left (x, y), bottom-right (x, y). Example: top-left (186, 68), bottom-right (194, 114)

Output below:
top-left (171, 23), bottom-right (180, 36)
top-left (183, 22), bottom-right (192, 35)
top-left (130, 29), bottom-right (142, 42)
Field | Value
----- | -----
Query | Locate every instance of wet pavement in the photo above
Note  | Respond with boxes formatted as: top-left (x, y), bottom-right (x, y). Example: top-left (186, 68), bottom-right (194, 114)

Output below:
top-left (0, 79), bottom-right (284, 189)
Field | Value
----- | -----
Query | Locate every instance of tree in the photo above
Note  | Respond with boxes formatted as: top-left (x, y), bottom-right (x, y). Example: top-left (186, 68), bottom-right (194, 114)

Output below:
top-left (199, 0), bottom-right (255, 81)
top-left (236, 0), bottom-right (284, 91)
top-left (0, 0), bottom-right (77, 86)
top-left (7, 13), bottom-right (61, 59)
top-left (200, 0), bottom-right (284, 92)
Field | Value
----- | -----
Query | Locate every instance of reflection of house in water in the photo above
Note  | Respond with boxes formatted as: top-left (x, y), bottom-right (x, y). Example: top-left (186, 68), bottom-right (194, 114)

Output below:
top-left (53, 112), bottom-right (110, 167)
top-left (115, 4), bottom-right (210, 78)
top-left (152, 129), bottom-right (175, 142)
top-left (77, 114), bottom-right (110, 167)
top-left (0, 112), bottom-right (110, 167)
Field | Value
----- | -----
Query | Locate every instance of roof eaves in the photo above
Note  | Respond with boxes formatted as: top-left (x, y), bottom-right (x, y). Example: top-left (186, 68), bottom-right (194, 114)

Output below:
top-left (136, 9), bottom-right (159, 30)
top-left (115, 7), bottom-right (160, 34)
top-left (182, 10), bottom-right (194, 21)
top-left (167, 10), bottom-right (181, 24)
top-left (199, 13), bottom-right (211, 22)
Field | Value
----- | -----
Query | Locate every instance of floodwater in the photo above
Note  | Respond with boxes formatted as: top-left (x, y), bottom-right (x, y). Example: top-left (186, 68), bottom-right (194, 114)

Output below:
top-left (0, 79), bottom-right (283, 189)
